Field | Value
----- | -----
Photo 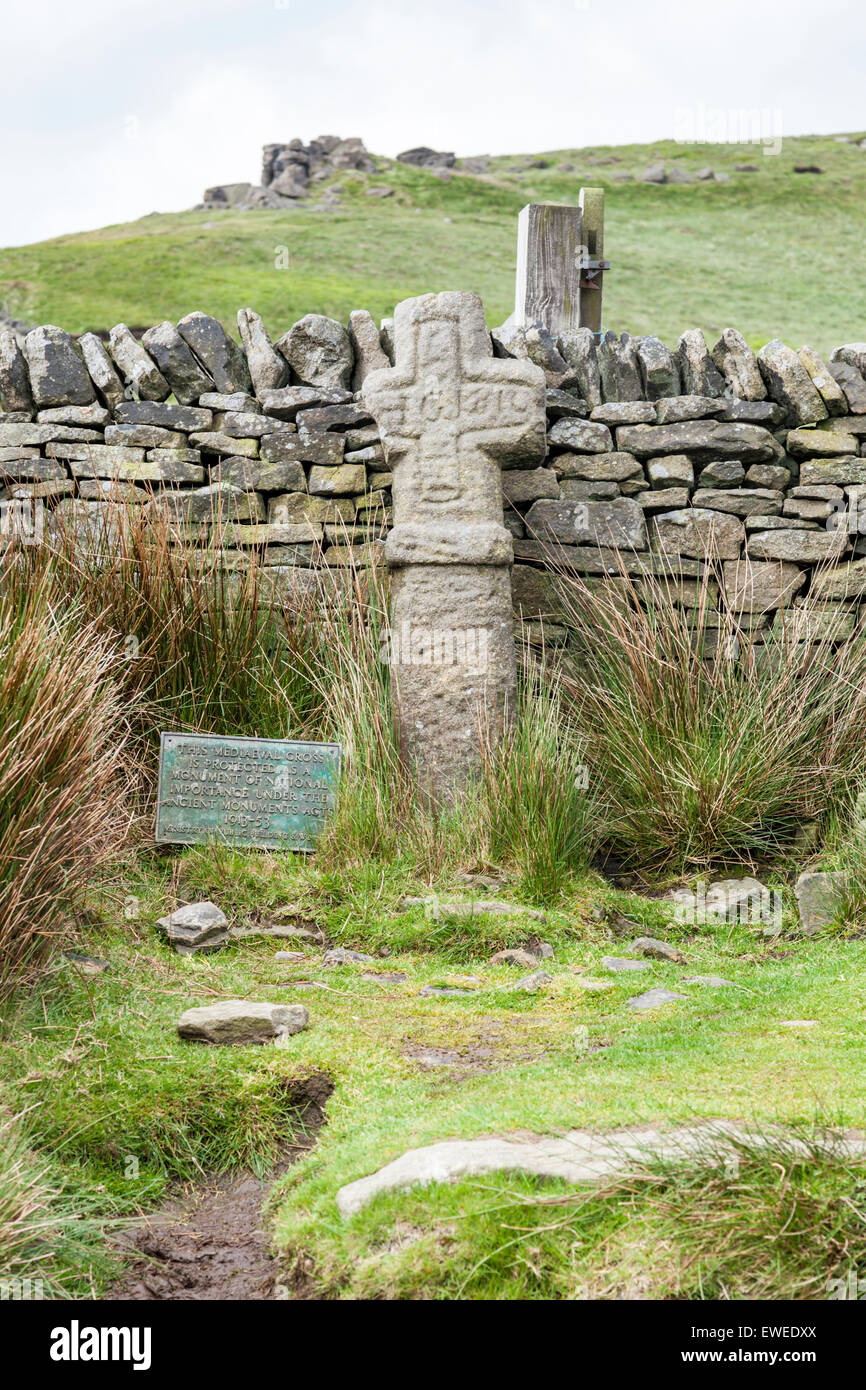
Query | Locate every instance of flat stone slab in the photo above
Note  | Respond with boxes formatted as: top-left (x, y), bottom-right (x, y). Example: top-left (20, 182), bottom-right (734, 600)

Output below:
top-left (336, 1122), bottom-right (866, 1217)
top-left (627, 988), bottom-right (686, 1011)
top-left (400, 897), bottom-right (546, 922)
top-left (323, 947), bottom-right (376, 966)
top-left (682, 975), bottom-right (735, 988)
top-left (177, 1000), bottom-right (309, 1045)
top-left (601, 956), bottom-right (651, 973)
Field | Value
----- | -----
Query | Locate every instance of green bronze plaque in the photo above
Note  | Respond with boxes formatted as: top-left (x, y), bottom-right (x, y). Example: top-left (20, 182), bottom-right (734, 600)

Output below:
top-left (155, 732), bottom-right (341, 851)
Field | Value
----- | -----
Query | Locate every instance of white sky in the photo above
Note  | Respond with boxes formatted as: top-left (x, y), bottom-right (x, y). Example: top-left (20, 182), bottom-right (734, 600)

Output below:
top-left (2, 0), bottom-right (865, 247)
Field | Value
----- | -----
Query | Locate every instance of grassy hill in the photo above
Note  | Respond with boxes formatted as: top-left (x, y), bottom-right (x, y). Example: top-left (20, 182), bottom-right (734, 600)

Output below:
top-left (2, 133), bottom-right (866, 356)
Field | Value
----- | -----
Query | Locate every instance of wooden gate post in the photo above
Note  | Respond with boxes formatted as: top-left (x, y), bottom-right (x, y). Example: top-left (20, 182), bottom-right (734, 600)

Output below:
top-left (578, 187), bottom-right (606, 335)
top-left (513, 191), bottom-right (608, 339)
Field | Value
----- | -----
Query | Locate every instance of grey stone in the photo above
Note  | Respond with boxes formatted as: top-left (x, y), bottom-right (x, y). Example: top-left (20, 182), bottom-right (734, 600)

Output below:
top-left (786, 427), bottom-right (859, 458)
top-left (348, 309), bottom-right (390, 390)
top-left (757, 340), bottom-right (828, 425)
top-left (682, 976), bottom-right (734, 988)
top-left (747, 528), bottom-right (849, 563)
top-left (677, 330), bottom-right (726, 397)
top-left (653, 508), bottom-right (744, 561)
top-left (362, 291), bottom-right (545, 800)
top-left (697, 459), bottom-right (746, 487)
top-left (23, 326), bottom-right (95, 408)
top-left (655, 395), bottom-right (726, 425)
top-left (177, 312), bottom-right (252, 394)
top-left (322, 947), bottom-right (376, 966)
top-left (830, 343), bottom-right (866, 378)
top-left (631, 936), bottom-right (687, 963)
top-left (418, 985), bottom-right (476, 998)
top-left (637, 487), bottom-right (692, 512)
top-left (718, 399), bottom-right (785, 425)
top-left (648, 455), bottom-right (694, 489)
top-left (508, 971), bottom-right (553, 993)
top-left (36, 403), bottom-right (109, 426)
top-left (826, 363), bottom-right (866, 414)
top-left (259, 385), bottom-right (352, 420)
top-left (213, 456), bottom-right (306, 493)
top-left (545, 388), bottom-right (588, 420)
top-left (548, 418), bottom-right (613, 453)
top-left (559, 479), bottom-right (620, 500)
top-left (108, 324), bottom-right (169, 401)
top-left (142, 321), bottom-right (215, 405)
top-left (526, 497), bottom-right (647, 550)
top-left (237, 307), bottom-right (289, 395)
top-left (640, 162), bottom-right (667, 183)
top-left (0, 328), bottom-right (34, 413)
top-left (627, 988), bottom-right (686, 1011)
top-left (635, 336), bottom-right (681, 399)
top-left (597, 333), bottom-right (644, 402)
top-left (277, 314), bottom-right (353, 390)
top-left (618, 420), bottom-right (782, 462)
top-left (155, 900), bottom-right (229, 951)
top-left (115, 401), bottom-right (212, 431)
top-left (177, 1000), bottom-right (309, 1045)
top-left (105, 423), bottom-right (185, 448)
top-left (591, 401), bottom-right (656, 425)
top-left (711, 329), bottom-right (766, 400)
top-left (308, 463), bottom-right (367, 495)
top-left (808, 557), bottom-right (866, 600)
top-left (157, 482), bottom-right (265, 523)
top-left (501, 468), bottom-right (560, 505)
top-left (794, 870), bottom-right (846, 934)
top-left (745, 463), bottom-right (791, 490)
top-left (601, 956), bottom-right (651, 973)
top-left (296, 404), bottom-right (372, 432)
top-left (188, 430), bottom-right (259, 457)
top-left (335, 1123), bottom-right (866, 1217)
top-left (199, 392), bottom-right (261, 413)
top-left (77, 333), bottom-right (126, 412)
top-left (489, 948), bottom-right (540, 968)
top-left (261, 430), bottom-right (343, 467)
top-left (695, 487), bottom-right (783, 517)
top-left (722, 559), bottom-right (806, 612)
top-left (798, 346), bottom-right (848, 416)
top-left (558, 328), bottom-right (602, 410)
top-left (214, 411), bottom-right (291, 438)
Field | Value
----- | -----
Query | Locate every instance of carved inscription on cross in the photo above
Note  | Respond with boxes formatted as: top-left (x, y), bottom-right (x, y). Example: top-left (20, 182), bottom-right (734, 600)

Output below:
top-left (364, 293), bottom-right (546, 538)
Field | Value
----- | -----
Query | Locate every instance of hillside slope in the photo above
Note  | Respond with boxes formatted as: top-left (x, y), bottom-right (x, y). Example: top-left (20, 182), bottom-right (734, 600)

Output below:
top-left (1, 133), bottom-right (865, 355)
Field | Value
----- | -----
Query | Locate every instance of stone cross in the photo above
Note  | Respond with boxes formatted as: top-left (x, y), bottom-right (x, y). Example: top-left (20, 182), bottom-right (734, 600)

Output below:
top-left (362, 291), bottom-right (546, 801)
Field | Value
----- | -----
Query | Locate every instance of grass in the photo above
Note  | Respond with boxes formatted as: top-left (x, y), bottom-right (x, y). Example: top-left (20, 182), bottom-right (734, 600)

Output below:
top-left (2, 133), bottom-right (866, 352)
top-left (1, 848), bottom-right (865, 1298)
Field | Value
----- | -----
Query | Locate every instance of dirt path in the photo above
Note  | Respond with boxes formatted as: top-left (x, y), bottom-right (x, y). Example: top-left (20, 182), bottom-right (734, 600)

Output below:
top-left (110, 1077), bottom-right (330, 1301)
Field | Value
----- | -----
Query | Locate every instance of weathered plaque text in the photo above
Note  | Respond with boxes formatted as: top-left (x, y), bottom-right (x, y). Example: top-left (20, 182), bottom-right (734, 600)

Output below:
top-left (155, 732), bottom-right (341, 851)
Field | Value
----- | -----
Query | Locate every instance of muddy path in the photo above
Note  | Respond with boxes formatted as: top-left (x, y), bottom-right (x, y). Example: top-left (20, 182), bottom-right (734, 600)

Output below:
top-left (110, 1075), bottom-right (331, 1301)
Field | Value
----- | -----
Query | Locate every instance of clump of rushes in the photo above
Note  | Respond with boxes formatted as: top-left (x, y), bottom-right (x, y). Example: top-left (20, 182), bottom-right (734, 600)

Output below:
top-left (0, 566), bottom-right (135, 993)
top-left (17, 501), bottom-right (326, 762)
top-left (554, 552), bottom-right (866, 874)
top-left (481, 651), bottom-right (598, 903)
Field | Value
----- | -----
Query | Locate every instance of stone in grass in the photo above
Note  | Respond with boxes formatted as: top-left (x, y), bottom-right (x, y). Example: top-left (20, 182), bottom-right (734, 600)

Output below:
top-left (489, 948), bottom-right (541, 968)
top-left (362, 971), bottom-right (409, 986)
top-left (62, 951), bottom-right (109, 976)
top-left (418, 985), bottom-right (477, 999)
top-left (794, 870), bottom-right (846, 934)
top-left (507, 971), bottom-right (553, 993)
top-left (682, 975), bottom-right (734, 988)
top-left (631, 936), bottom-right (687, 964)
top-left (399, 897), bottom-right (547, 923)
top-left (274, 951), bottom-right (307, 963)
top-left (627, 988), bottom-right (686, 1011)
top-left (601, 956), bottom-right (651, 973)
top-left (322, 947), bottom-right (376, 966)
top-left (177, 1000), bottom-right (309, 1045)
top-left (155, 901), bottom-right (230, 954)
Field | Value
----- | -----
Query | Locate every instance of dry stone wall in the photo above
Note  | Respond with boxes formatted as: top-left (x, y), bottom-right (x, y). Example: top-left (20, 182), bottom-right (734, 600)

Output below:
top-left (3, 307), bottom-right (866, 649)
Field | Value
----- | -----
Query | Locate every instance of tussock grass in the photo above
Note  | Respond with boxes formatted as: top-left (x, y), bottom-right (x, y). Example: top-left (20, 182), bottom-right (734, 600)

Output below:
top-left (0, 563), bottom-right (135, 994)
top-left (556, 559), bottom-right (866, 875)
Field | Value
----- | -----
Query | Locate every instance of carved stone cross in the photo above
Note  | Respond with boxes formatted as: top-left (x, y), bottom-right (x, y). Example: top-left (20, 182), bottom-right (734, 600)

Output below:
top-left (362, 291), bottom-right (546, 800)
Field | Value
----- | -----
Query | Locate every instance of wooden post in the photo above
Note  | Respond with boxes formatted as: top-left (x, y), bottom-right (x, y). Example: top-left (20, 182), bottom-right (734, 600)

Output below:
top-left (514, 203), bottom-right (583, 337)
top-left (578, 187), bottom-right (605, 335)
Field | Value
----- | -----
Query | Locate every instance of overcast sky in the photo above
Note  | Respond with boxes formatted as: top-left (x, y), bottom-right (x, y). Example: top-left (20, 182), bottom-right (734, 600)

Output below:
top-left (3, 0), bottom-right (864, 247)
